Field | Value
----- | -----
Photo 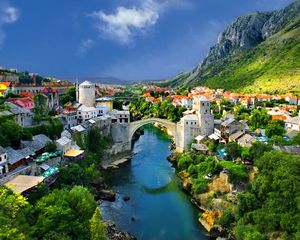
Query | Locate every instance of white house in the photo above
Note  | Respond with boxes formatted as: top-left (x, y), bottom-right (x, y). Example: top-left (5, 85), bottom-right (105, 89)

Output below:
top-left (285, 115), bottom-right (300, 132)
top-left (56, 136), bottom-right (72, 154)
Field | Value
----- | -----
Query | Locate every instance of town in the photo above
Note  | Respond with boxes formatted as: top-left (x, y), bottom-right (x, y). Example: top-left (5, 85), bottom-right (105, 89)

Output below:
top-left (0, 66), bottom-right (299, 239)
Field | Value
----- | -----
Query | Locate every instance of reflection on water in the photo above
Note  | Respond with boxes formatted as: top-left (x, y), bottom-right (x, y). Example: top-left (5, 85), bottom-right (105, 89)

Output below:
top-left (100, 124), bottom-right (208, 240)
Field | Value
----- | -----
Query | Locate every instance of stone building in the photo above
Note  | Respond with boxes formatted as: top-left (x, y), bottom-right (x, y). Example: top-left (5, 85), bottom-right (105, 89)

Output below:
top-left (176, 96), bottom-right (214, 152)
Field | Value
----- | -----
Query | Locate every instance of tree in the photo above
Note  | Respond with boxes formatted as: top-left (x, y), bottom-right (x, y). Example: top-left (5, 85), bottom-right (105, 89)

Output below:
top-left (0, 186), bottom-right (28, 239)
top-left (265, 120), bottom-right (285, 138)
top-left (31, 186), bottom-right (97, 240)
top-left (45, 141), bottom-right (56, 152)
top-left (90, 207), bottom-right (108, 240)
top-left (235, 151), bottom-right (300, 239)
top-left (249, 142), bottom-right (272, 162)
top-left (33, 93), bottom-right (48, 120)
top-left (60, 87), bottom-right (76, 105)
top-left (225, 141), bottom-right (242, 160)
top-left (250, 108), bottom-right (271, 129)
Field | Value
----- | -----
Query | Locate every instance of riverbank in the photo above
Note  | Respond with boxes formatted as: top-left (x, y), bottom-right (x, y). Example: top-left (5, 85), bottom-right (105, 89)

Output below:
top-left (167, 152), bottom-right (227, 238)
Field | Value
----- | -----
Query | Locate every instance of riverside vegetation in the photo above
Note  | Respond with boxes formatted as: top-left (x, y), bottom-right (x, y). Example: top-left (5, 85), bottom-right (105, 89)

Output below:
top-left (172, 141), bottom-right (300, 240)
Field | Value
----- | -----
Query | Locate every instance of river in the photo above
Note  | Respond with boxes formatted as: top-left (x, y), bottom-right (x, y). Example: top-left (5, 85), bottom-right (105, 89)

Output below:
top-left (100, 124), bottom-right (208, 240)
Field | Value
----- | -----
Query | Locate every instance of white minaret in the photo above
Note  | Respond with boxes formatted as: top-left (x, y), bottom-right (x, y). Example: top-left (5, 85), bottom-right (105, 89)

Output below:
top-left (75, 78), bottom-right (79, 103)
top-left (196, 96), bottom-right (214, 136)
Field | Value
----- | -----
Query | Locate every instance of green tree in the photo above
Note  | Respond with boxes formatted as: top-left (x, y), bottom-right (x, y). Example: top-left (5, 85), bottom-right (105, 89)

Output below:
top-left (225, 141), bottom-right (242, 160)
top-left (33, 93), bottom-right (48, 119)
top-left (90, 207), bottom-right (108, 240)
top-left (31, 186), bottom-right (97, 240)
top-left (250, 108), bottom-right (271, 129)
top-left (45, 141), bottom-right (56, 152)
top-left (265, 120), bottom-right (285, 138)
top-left (249, 142), bottom-right (272, 162)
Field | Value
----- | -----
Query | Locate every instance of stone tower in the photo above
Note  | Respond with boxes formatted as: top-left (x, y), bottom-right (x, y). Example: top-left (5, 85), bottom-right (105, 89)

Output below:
top-left (79, 81), bottom-right (95, 107)
top-left (195, 96), bottom-right (214, 136)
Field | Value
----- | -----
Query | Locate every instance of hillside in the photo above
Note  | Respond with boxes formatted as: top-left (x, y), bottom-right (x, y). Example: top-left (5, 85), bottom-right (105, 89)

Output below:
top-left (169, 0), bottom-right (300, 94)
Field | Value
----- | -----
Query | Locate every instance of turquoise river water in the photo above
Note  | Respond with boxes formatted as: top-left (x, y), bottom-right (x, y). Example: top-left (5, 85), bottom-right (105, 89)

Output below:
top-left (100, 125), bottom-right (208, 240)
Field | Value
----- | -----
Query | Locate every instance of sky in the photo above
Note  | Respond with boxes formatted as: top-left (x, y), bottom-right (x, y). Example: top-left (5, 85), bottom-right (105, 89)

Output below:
top-left (0, 0), bottom-right (295, 81)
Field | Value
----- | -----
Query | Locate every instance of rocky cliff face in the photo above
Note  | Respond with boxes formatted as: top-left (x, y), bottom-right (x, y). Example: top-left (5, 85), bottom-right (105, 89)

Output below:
top-left (185, 0), bottom-right (300, 84)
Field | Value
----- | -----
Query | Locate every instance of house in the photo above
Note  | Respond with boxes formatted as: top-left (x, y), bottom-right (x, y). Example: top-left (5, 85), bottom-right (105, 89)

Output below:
top-left (220, 118), bottom-right (245, 142)
top-left (191, 143), bottom-right (209, 154)
top-left (109, 110), bottom-right (130, 124)
top-left (56, 137), bottom-right (72, 154)
top-left (285, 115), bottom-right (300, 132)
top-left (58, 113), bottom-right (78, 129)
top-left (181, 97), bottom-right (193, 108)
top-left (0, 146), bottom-right (8, 176)
top-left (5, 147), bottom-right (34, 171)
top-left (7, 97), bottom-right (34, 110)
top-left (285, 95), bottom-right (298, 105)
top-left (229, 131), bottom-right (244, 142)
top-left (237, 134), bottom-right (256, 148)
top-left (4, 102), bottom-right (33, 127)
top-left (77, 104), bottom-right (106, 124)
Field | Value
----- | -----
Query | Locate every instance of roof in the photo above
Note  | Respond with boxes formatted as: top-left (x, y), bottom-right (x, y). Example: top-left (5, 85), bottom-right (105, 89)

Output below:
top-left (5, 175), bottom-right (45, 193)
top-left (5, 147), bottom-right (33, 164)
top-left (96, 97), bottom-right (113, 102)
top-left (110, 109), bottom-right (129, 115)
top-left (182, 114), bottom-right (198, 121)
top-left (56, 136), bottom-right (72, 146)
top-left (221, 118), bottom-right (236, 127)
top-left (229, 131), bottom-right (244, 141)
top-left (71, 125), bottom-right (86, 132)
top-left (208, 133), bottom-right (220, 140)
top-left (191, 143), bottom-right (208, 151)
top-left (286, 116), bottom-right (300, 125)
top-left (197, 96), bottom-right (210, 102)
top-left (80, 80), bottom-right (93, 86)
top-left (21, 134), bottom-right (51, 153)
top-left (195, 135), bottom-right (205, 141)
top-left (64, 149), bottom-right (84, 157)
top-left (237, 134), bottom-right (256, 148)
top-left (5, 102), bottom-right (32, 115)
top-left (77, 104), bottom-right (96, 111)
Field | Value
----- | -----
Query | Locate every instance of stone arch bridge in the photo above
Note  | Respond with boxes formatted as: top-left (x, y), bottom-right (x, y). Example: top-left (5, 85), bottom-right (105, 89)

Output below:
top-left (129, 118), bottom-right (177, 142)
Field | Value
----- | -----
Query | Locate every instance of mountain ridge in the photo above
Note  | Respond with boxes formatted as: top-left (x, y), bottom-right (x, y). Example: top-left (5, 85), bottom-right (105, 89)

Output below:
top-left (168, 0), bottom-right (300, 94)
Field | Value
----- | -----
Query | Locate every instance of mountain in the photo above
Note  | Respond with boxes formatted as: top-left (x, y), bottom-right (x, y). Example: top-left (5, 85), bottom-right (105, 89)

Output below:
top-left (169, 0), bottom-right (300, 94)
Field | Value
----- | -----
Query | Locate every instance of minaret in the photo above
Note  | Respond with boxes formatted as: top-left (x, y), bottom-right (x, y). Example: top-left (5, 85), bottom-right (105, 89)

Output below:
top-left (75, 78), bottom-right (79, 103)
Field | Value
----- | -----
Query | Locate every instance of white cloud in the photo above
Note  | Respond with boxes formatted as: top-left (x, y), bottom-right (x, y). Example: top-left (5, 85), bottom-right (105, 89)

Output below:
top-left (0, 2), bottom-right (19, 48)
top-left (79, 38), bottom-right (95, 54)
top-left (89, 0), bottom-right (188, 44)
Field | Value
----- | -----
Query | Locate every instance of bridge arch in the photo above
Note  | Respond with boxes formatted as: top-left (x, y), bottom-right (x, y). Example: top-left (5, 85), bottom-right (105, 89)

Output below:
top-left (129, 118), bottom-right (177, 142)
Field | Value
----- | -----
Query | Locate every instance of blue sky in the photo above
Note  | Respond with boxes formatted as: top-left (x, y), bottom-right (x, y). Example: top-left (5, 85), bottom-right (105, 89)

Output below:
top-left (0, 0), bottom-right (295, 81)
